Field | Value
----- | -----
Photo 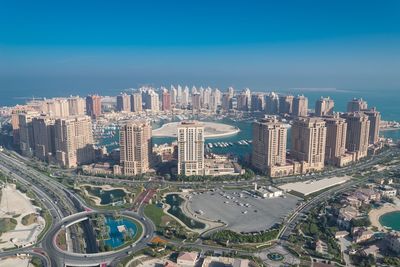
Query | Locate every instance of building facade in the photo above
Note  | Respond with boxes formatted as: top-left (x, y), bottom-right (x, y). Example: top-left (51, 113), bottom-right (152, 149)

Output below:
top-left (177, 121), bottom-right (205, 176)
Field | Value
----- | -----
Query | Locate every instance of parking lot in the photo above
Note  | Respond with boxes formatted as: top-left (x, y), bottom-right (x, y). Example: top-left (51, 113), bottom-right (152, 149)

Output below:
top-left (187, 189), bottom-right (301, 233)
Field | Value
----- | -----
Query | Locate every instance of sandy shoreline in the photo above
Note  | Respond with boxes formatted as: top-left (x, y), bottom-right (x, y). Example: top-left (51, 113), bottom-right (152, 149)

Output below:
top-left (152, 121), bottom-right (240, 138)
top-left (369, 203), bottom-right (400, 231)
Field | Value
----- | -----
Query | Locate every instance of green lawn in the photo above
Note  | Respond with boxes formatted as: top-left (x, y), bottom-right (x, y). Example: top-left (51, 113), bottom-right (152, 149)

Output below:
top-left (144, 204), bottom-right (164, 227)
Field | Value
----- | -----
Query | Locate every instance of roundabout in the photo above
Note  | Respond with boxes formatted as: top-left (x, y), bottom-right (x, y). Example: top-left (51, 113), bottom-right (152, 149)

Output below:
top-left (42, 210), bottom-right (154, 267)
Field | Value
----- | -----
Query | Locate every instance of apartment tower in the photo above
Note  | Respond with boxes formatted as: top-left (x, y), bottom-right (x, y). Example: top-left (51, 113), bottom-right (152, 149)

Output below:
top-left (251, 117), bottom-right (287, 174)
top-left (119, 121), bottom-right (151, 176)
top-left (291, 117), bottom-right (327, 172)
top-left (177, 121), bottom-right (205, 176)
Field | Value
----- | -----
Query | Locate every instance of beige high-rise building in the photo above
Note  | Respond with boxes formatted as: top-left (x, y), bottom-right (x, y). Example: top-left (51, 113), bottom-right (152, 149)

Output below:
top-left (18, 111), bottom-right (40, 156)
top-left (43, 98), bottom-right (70, 117)
top-left (291, 117), bottom-right (326, 172)
top-left (119, 121), bottom-right (151, 176)
top-left (279, 95), bottom-right (294, 114)
top-left (324, 116), bottom-right (352, 166)
top-left (315, 97), bottom-right (334, 116)
top-left (293, 95), bottom-right (308, 117)
top-left (252, 117), bottom-right (287, 174)
top-left (117, 93), bottom-right (131, 112)
top-left (54, 116), bottom-right (94, 168)
top-left (67, 96), bottom-right (85, 115)
top-left (149, 91), bottom-right (160, 112)
top-left (177, 121), bottom-right (205, 176)
top-left (32, 115), bottom-right (56, 162)
top-left (131, 93), bottom-right (143, 112)
top-left (341, 112), bottom-right (370, 160)
top-left (347, 98), bottom-right (368, 112)
top-left (363, 108), bottom-right (381, 144)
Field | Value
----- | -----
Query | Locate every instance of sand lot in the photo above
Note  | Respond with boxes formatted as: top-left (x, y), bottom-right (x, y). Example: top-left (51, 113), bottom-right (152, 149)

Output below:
top-left (152, 121), bottom-right (239, 138)
top-left (0, 184), bottom-right (45, 249)
top-left (187, 189), bottom-right (300, 233)
top-left (0, 256), bottom-right (33, 267)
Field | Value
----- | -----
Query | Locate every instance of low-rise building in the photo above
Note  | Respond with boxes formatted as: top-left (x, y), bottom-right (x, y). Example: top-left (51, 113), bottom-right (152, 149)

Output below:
top-left (254, 184), bottom-right (283, 198)
top-left (202, 256), bottom-right (249, 267)
top-left (177, 252), bottom-right (198, 267)
top-left (352, 227), bottom-right (374, 243)
top-left (337, 206), bottom-right (360, 229)
top-left (335, 231), bottom-right (349, 239)
top-left (386, 232), bottom-right (400, 254)
top-left (204, 154), bottom-right (244, 176)
top-left (378, 185), bottom-right (397, 198)
top-left (360, 245), bottom-right (379, 257)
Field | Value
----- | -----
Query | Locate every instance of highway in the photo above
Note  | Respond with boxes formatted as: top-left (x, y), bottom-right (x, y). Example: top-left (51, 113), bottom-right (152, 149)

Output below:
top-left (0, 146), bottom-right (398, 266)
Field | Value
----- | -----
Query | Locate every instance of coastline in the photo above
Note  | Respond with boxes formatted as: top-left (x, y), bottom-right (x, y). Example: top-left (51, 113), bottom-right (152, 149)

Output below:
top-left (152, 121), bottom-right (240, 138)
top-left (369, 202), bottom-right (400, 231)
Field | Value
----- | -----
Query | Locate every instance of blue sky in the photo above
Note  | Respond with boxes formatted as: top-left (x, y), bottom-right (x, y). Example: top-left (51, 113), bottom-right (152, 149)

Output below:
top-left (1, 0), bottom-right (400, 97)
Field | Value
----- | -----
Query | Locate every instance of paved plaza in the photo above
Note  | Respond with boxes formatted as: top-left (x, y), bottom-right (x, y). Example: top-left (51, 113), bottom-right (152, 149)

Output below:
top-left (187, 189), bottom-right (301, 233)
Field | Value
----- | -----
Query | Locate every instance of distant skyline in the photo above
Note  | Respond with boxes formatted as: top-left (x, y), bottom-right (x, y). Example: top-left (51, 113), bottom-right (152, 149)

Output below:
top-left (1, 0), bottom-right (400, 98)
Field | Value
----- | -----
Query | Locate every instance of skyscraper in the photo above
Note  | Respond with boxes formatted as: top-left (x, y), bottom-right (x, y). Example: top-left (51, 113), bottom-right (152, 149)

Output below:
top-left (252, 117), bottom-right (287, 174)
top-left (324, 116), bottom-right (349, 166)
top-left (341, 112), bottom-right (370, 160)
top-left (177, 121), bottom-right (205, 176)
top-left (265, 92), bottom-right (279, 114)
top-left (279, 95), bottom-right (294, 114)
top-left (18, 111), bottom-right (39, 156)
top-left (162, 90), bottom-right (172, 111)
top-left (315, 97), bottom-right (334, 117)
top-left (67, 96), bottom-right (85, 116)
top-left (54, 116), bottom-right (94, 168)
top-left (291, 117), bottom-right (326, 172)
top-left (119, 121), bottom-right (151, 176)
top-left (292, 95), bottom-right (308, 117)
top-left (347, 98), bottom-right (368, 112)
top-left (131, 93), bottom-right (143, 112)
top-left (251, 94), bottom-right (264, 112)
top-left (86, 95), bottom-right (102, 118)
top-left (116, 93), bottom-right (131, 112)
top-left (192, 93), bottom-right (201, 112)
top-left (363, 108), bottom-right (381, 144)
top-left (32, 115), bottom-right (56, 162)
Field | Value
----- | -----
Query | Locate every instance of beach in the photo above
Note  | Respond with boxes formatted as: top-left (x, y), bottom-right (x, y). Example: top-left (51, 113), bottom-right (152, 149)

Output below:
top-left (152, 121), bottom-right (240, 138)
top-left (369, 201), bottom-right (400, 231)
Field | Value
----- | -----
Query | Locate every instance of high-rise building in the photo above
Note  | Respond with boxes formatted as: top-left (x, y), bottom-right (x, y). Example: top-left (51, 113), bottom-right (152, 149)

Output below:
top-left (181, 87), bottom-right (190, 108)
top-left (18, 111), bottom-right (39, 156)
top-left (162, 90), bottom-right (171, 111)
top-left (116, 93), bottom-right (131, 112)
top-left (341, 112), bottom-right (370, 160)
top-left (252, 117), bottom-right (287, 174)
top-left (170, 86), bottom-right (177, 105)
top-left (291, 117), bottom-right (326, 172)
top-left (237, 93), bottom-right (249, 111)
top-left (131, 93), bottom-right (143, 112)
top-left (67, 96), bottom-right (85, 116)
top-left (251, 94), bottom-right (264, 112)
top-left (54, 116), bottom-right (94, 168)
top-left (192, 93), bottom-right (201, 112)
top-left (177, 121), bottom-right (205, 176)
top-left (86, 95), bottom-right (102, 118)
top-left (347, 98), bottom-right (368, 112)
top-left (32, 116), bottom-right (56, 162)
top-left (42, 98), bottom-right (69, 117)
top-left (279, 95), bottom-right (294, 114)
top-left (210, 89), bottom-right (221, 112)
top-left (221, 93), bottom-right (232, 111)
top-left (265, 92), bottom-right (280, 114)
top-left (292, 95), bottom-right (308, 117)
top-left (324, 116), bottom-right (349, 166)
top-left (363, 108), bottom-right (381, 144)
top-left (119, 121), bottom-right (151, 176)
top-left (315, 97), bottom-right (334, 117)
